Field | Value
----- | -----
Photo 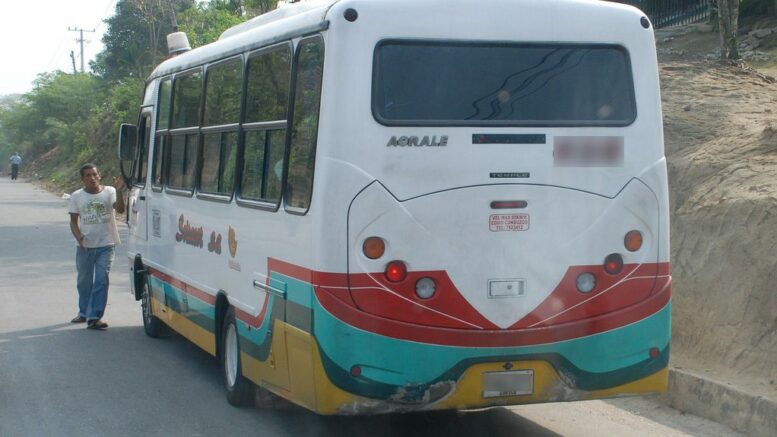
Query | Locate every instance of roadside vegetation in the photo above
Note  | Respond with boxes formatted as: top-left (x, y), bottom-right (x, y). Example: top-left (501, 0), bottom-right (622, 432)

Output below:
top-left (0, 0), bottom-right (277, 192)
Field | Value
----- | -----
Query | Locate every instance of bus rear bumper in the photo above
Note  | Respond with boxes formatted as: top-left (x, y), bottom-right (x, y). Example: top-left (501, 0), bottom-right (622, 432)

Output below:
top-left (309, 289), bottom-right (671, 415)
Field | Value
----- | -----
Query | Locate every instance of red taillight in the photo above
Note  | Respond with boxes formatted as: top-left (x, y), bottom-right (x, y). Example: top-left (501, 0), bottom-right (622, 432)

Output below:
top-left (385, 261), bottom-right (407, 282)
top-left (649, 348), bottom-right (660, 360)
top-left (604, 253), bottom-right (624, 275)
top-left (350, 365), bottom-right (362, 377)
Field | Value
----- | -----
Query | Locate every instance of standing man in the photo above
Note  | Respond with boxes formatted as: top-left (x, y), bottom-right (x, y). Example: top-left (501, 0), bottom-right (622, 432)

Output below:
top-left (9, 152), bottom-right (21, 180)
top-left (68, 163), bottom-right (125, 330)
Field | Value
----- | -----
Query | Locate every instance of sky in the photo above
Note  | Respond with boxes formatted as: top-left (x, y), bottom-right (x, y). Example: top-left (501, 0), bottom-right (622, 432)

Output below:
top-left (0, 0), bottom-right (118, 96)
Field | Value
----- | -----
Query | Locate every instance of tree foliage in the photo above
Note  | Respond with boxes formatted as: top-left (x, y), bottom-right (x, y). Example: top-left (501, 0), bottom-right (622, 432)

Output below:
top-left (92, 0), bottom-right (196, 81)
top-left (179, 2), bottom-right (246, 48)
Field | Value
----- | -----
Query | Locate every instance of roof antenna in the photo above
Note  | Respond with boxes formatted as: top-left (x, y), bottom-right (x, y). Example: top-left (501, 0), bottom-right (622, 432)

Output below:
top-left (165, 0), bottom-right (191, 56)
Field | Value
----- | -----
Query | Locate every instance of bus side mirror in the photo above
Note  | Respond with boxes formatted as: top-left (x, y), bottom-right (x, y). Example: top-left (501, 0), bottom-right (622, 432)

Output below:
top-left (118, 123), bottom-right (138, 160)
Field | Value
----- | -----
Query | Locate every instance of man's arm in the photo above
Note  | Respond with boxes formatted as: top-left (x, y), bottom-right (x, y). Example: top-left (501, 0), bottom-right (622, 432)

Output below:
top-left (112, 177), bottom-right (126, 214)
top-left (70, 213), bottom-right (86, 249)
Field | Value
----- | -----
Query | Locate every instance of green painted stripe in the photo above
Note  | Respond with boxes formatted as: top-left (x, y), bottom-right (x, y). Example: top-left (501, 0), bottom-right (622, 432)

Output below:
top-left (149, 276), bottom-right (215, 334)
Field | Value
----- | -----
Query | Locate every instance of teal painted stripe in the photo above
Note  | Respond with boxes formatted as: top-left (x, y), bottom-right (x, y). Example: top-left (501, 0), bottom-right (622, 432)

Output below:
top-left (314, 288), bottom-right (671, 386)
top-left (149, 276), bottom-right (215, 333)
top-left (275, 272), bottom-right (312, 309)
top-left (147, 274), bottom-right (280, 364)
top-left (236, 295), bottom-right (279, 361)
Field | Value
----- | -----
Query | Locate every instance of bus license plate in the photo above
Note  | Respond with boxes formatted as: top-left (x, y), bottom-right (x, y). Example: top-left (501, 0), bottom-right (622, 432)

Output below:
top-left (482, 370), bottom-right (534, 398)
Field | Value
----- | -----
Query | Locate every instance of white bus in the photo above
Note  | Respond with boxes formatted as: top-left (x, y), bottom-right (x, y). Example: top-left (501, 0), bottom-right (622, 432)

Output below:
top-left (119, 0), bottom-right (671, 415)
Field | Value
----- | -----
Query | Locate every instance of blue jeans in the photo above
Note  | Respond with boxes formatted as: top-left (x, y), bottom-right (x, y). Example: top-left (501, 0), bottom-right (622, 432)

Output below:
top-left (76, 245), bottom-right (116, 321)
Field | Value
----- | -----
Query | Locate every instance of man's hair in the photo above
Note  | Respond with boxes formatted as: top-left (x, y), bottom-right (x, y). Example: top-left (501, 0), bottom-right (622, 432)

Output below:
top-left (80, 163), bottom-right (98, 177)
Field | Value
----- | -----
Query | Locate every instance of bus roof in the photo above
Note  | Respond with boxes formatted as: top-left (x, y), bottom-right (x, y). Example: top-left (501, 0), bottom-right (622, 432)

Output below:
top-left (148, 0), bottom-right (336, 80)
top-left (148, 0), bottom-right (644, 81)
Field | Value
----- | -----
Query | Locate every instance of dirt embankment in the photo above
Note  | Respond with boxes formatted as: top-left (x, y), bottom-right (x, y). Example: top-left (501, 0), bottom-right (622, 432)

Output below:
top-left (658, 26), bottom-right (777, 394)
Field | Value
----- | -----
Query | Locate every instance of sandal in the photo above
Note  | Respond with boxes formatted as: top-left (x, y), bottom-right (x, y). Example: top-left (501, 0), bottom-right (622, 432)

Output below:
top-left (71, 315), bottom-right (86, 323)
top-left (87, 320), bottom-right (109, 330)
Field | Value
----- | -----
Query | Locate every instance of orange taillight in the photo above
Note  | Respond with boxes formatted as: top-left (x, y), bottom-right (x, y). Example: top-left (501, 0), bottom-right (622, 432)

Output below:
top-left (362, 237), bottom-right (385, 259)
top-left (624, 230), bottom-right (643, 252)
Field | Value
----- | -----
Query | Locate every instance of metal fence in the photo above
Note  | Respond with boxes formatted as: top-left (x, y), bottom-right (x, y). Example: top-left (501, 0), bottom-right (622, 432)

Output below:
top-left (608, 0), bottom-right (713, 28)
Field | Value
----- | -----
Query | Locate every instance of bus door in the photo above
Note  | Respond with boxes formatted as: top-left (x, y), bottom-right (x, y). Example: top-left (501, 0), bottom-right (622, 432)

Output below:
top-left (129, 108), bottom-right (152, 242)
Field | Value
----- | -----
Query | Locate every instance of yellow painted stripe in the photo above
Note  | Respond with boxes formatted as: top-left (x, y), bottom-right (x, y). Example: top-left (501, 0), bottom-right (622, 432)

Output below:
top-left (151, 297), bottom-right (216, 356)
top-left (241, 319), bottom-right (291, 393)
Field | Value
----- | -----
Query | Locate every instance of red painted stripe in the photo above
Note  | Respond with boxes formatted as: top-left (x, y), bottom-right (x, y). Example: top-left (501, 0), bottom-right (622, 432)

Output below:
top-left (268, 257), bottom-right (670, 331)
top-left (314, 278), bottom-right (671, 347)
top-left (147, 267), bottom-right (217, 305)
top-left (146, 258), bottom-right (672, 345)
top-left (146, 267), bottom-right (272, 328)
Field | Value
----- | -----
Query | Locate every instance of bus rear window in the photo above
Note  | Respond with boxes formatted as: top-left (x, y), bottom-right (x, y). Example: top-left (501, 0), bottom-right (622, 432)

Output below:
top-left (373, 41), bottom-right (636, 126)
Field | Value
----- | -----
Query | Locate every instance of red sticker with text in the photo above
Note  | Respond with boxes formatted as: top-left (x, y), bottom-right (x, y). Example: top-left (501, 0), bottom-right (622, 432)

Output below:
top-left (489, 214), bottom-right (530, 232)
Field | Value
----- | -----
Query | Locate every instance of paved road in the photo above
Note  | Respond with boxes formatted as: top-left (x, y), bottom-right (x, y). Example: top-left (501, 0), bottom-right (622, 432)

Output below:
top-left (0, 177), bottom-right (744, 437)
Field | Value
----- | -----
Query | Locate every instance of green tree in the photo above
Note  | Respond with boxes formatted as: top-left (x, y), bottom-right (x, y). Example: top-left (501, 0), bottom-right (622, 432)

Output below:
top-left (92, 0), bottom-right (196, 81)
top-left (179, 2), bottom-right (246, 48)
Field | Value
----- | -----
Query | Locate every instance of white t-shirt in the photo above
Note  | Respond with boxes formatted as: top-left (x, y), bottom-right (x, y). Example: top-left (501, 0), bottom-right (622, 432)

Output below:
top-left (68, 186), bottom-right (121, 248)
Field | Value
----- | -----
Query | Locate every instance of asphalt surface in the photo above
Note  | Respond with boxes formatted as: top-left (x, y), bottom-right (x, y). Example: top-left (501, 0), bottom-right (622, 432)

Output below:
top-left (0, 176), bottom-right (744, 437)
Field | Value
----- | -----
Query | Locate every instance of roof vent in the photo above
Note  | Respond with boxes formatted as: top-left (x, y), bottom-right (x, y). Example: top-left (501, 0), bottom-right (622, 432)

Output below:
top-left (166, 32), bottom-right (191, 56)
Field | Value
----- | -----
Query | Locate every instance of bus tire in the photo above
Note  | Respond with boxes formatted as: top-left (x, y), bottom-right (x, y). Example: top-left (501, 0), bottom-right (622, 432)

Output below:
top-left (221, 307), bottom-right (254, 407)
top-left (141, 277), bottom-right (167, 338)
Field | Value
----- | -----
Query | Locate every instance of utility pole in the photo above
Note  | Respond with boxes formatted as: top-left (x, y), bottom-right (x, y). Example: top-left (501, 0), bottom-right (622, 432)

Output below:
top-left (68, 27), bottom-right (95, 73)
top-left (70, 51), bottom-right (77, 74)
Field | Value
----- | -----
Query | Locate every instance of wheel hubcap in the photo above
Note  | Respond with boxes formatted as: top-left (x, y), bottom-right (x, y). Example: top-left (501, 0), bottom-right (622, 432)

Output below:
top-left (225, 323), bottom-right (238, 387)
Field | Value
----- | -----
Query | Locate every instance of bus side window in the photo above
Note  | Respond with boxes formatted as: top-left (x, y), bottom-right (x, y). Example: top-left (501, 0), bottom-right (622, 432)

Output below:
top-left (286, 36), bottom-right (324, 213)
top-left (153, 79), bottom-right (172, 191)
top-left (200, 58), bottom-right (242, 197)
top-left (240, 43), bottom-right (292, 206)
top-left (151, 135), bottom-right (166, 189)
top-left (168, 70), bottom-right (202, 194)
top-left (135, 113), bottom-right (151, 187)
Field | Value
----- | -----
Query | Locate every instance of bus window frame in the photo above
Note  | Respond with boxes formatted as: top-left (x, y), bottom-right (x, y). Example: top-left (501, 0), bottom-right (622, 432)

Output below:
top-left (152, 77), bottom-right (172, 193)
top-left (150, 134), bottom-right (167, 193)
top-left (166, 127), bottom-right (200, 197)
top-left (370, 39), bottom-right (638, 128)
top-left (166, 67), bottom-right (204, 198)
top-left (196, 55), bottom-right (243, 203)
top-left (235, 41), bottom-right (294, 212)
top-left (198, 125), bottom-right (241, 203)
top-left (283, 34), bottom-right (324, 217)
top-left (132, 108), bottom-right (153, 188)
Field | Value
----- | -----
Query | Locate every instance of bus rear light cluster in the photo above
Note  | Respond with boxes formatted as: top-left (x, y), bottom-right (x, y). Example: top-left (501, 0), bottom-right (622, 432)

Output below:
top-left (385, 261), bottom-right (407, 282)
top-left (576, 253), bottom-right (627, 293)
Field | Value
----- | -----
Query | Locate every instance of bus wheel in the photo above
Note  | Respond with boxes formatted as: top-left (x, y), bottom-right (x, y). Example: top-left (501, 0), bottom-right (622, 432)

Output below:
top-left (221, 307), bottom-right (254, 407)
top-left (141, 278), bottom-right (167, 338)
